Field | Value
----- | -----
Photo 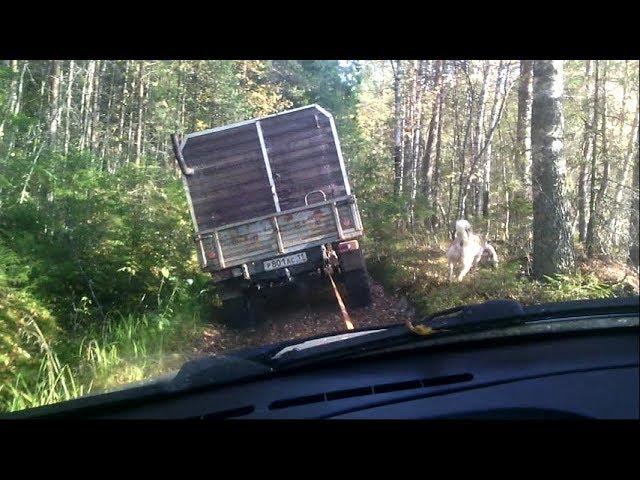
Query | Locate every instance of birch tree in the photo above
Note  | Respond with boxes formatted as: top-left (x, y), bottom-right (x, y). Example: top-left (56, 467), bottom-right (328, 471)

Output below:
top-left (391, 60), bottom-right (404, 197)
top-left (515, 60), bottom-right (533, 189)
top-left (47, 61), bottom-right (62, 147)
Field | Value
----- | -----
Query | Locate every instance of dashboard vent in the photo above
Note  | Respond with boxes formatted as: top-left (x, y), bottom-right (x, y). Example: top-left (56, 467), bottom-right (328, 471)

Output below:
top-left (198, 405), bottom-right (255, 419)
top-left (269, 373), bottom-right (473, 410)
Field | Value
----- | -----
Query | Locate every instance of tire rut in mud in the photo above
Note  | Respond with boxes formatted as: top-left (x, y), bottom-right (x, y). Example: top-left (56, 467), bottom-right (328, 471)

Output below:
top-left (199, 275), bottom-right (418, 357)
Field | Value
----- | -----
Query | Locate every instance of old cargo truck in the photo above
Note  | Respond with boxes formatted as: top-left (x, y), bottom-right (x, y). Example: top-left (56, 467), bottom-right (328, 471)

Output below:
top-left (171, 104), bottom-right (372, 322)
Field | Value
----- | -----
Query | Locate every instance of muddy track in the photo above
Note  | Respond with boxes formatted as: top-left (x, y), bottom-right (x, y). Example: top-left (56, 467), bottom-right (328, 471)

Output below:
top-left (199, 275), bottom-right (417, 357)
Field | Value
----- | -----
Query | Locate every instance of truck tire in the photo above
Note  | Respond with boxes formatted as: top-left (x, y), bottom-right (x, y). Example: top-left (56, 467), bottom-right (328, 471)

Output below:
top-left (220, 291), bottom-right (264, 328)
top-left (336, 246), bottom-right (373, 309)
top-left (344, 267), bottom-right (373, 309)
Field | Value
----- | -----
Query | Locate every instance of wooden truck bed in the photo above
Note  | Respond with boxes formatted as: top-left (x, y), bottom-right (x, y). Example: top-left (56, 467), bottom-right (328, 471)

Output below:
top-left (172, 104), bottom-right (363, 272)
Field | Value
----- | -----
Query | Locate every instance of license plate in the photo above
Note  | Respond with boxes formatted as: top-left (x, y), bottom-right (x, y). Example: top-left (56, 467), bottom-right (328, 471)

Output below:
top-left (263, 252), bottom-right (307, 271)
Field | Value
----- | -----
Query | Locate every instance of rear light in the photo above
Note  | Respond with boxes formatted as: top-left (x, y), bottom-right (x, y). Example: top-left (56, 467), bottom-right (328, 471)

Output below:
top-left (337, 240), bottom-right (359, 253)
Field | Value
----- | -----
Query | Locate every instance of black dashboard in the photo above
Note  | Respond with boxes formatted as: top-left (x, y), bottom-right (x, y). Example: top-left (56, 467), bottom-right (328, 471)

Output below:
top-left (87, 327), bottom-right (638, 419)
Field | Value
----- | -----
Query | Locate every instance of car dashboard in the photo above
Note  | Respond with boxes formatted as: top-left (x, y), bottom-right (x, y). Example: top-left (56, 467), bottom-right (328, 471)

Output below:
top-left (86, 325), bottom-right (638, 420)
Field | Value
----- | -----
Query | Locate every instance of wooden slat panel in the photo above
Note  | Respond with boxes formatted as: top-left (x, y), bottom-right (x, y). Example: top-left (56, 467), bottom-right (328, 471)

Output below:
top-left (182, 105), bottom-right (347, 234)
top-left (278, 182), bottom-right (346, 208)
top-left (259, 117), bottom-right (331, 142)
top-left (190, 149), bottom-right (265, 173)
top-left (264, 123), bottom-right (333, 145)
top-left (264, 127), bottom-right (334, 155)
top-left (187, 167), bottom-right (267, 191)
top-left (260, 108), bottom-right (330, 132)
top-left (191, 184), bottom-right (271, 208)
top-left (279, 165), bottom-right (343, 184)
top-left (183, 124), bottom-right (259, 158)
top-left (192, 187), bottom-right (274, 211)
top-left (182, 121), bottom-right (275, 230)
top-left (195, 203), bottom-right (275, 230)
top-left (269, 145), bottom-right (336, 170)
top-left (261, 107), bottom-right (345, 212)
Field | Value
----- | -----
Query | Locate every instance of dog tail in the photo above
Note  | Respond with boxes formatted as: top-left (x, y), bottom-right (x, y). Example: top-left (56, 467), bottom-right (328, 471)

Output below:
top-left (484, 242), bottom-right (499, 265)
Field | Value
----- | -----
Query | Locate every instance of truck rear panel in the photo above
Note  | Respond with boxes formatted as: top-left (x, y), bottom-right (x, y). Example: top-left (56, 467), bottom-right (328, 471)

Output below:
top-left (174, 105), bottom-right (363, 272)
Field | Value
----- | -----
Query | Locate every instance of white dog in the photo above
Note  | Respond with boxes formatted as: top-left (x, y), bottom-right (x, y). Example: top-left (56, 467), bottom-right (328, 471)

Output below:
top-left (446, 219), bottom-right (498, 282)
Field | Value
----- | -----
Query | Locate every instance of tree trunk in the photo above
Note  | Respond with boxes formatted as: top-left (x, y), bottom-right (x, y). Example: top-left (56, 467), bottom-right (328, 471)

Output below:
top-left (585, 61), bottom-right (600, 257)
top-left (135, 61), bottom-right (145, 165)
top-left (12, 61), bottom-right (26, 116)
top-left (456, 79), bottom-right (475, 221)
top-left (63, 60), bottom-right (75, 155)
top-left (480, 62), bottom-right (506, 220)
top-left (611, 105), bottom-right (639, 247)
top-left (531, 60), bottom-right (575, 278)
top-left (403, 67), bottom-right (418, 199)
top-left (126, 62), bottom-right (137, 163)
top-left (100, 62), bottom-right (117, 166)
top-left (4, 61), bottom-right (26, 153)
top-left (392, 60), bottom-right (404, 197)
top-left (48, 60), bottom-right (62, 147)
top-left (422, 60), bottom-right (444, 229)
top-left (79, 60), bottom-right (96, 151)
top-left (470, 63), bottom-right (489, 217)
top-left (430, 75), bottom-right (445, 230)
top-left (409, 60), bottom-right (427, 228)
top-left (628, 138), bottom-right (639, 268)
top-left (515, 60), bottom-right (533, 190)
top-left (593, 61), bottom-right (610, 252)
top-left (577, 61), bottom-right (594, 244)
top-left (458, 61), bottom-right (511, 221)
top-left (89, 60), bottom-right (104, 153)
top-left (482, 139), bottom-right (492, 219)
top-left (117, 60), bottom-right (130, 162)
top-left (0, 60), bottom-right (19, 140)
top-left (502, 158), bottom-right (510, 241)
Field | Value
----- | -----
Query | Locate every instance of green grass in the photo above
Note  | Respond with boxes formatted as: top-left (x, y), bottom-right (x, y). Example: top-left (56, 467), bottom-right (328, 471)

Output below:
top-left (0, 308), bottom-right (204, 413)
top-left (367, 237), bottom-right (634, 317)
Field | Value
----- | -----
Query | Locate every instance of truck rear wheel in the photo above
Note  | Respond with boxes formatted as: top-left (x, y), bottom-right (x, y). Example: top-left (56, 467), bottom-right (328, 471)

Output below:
top-left (344, 267), bottom-right (373, 309)
top-left (337, 247), bottom-right (373, 309)
top-left (220, 291), bottom-right (264, 328)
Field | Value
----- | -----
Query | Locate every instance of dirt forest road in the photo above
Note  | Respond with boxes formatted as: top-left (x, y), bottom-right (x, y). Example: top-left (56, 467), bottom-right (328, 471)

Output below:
top-left (198, 276), bottom-right (418, 357)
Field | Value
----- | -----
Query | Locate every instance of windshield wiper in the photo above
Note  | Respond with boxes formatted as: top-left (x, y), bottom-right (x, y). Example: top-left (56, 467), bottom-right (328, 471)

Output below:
top-left (268, 296), bottom-right (640, 367)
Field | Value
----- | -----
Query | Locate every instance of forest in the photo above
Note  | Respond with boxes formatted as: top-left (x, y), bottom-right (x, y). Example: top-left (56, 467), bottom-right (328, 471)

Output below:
top-left (0, 59), bottom-right (638, 412)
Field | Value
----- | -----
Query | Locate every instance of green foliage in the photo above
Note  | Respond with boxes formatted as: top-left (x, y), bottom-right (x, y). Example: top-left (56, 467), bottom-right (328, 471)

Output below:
top-left (0, 241), bottom-right (58, 383)
top-left (1, 150), bottom-right (211, 324)
top-left (542, 272), bottom-right (620, 301)
top-left (368, 237), bottom-right (631, 318)
top-left (0, 60), bottom-right (361, 412)
top-left (0, 148), bottom-right (214, 411)
top-left (1, 308), bottom-right (202, 412)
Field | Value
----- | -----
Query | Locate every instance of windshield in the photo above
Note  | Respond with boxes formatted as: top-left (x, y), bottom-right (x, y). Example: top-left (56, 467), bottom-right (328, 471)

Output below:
top-left (1, 59), bottom-right (638, 414)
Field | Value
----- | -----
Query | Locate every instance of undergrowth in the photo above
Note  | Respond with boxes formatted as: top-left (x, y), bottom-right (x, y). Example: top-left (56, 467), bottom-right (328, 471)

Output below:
top-left (367, 237), bottom-right (637, 317)
top-left (0, 308), bottom-right (203, 413)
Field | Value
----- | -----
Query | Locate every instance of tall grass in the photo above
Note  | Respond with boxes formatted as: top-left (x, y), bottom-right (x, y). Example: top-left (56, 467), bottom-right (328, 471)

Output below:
top-left (0, 308), bottom-right (203, 413)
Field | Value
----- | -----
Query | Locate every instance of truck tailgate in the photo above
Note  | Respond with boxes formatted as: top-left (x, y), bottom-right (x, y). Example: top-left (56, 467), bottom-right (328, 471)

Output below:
top-left (196, 195), bottom-right (362, 270)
